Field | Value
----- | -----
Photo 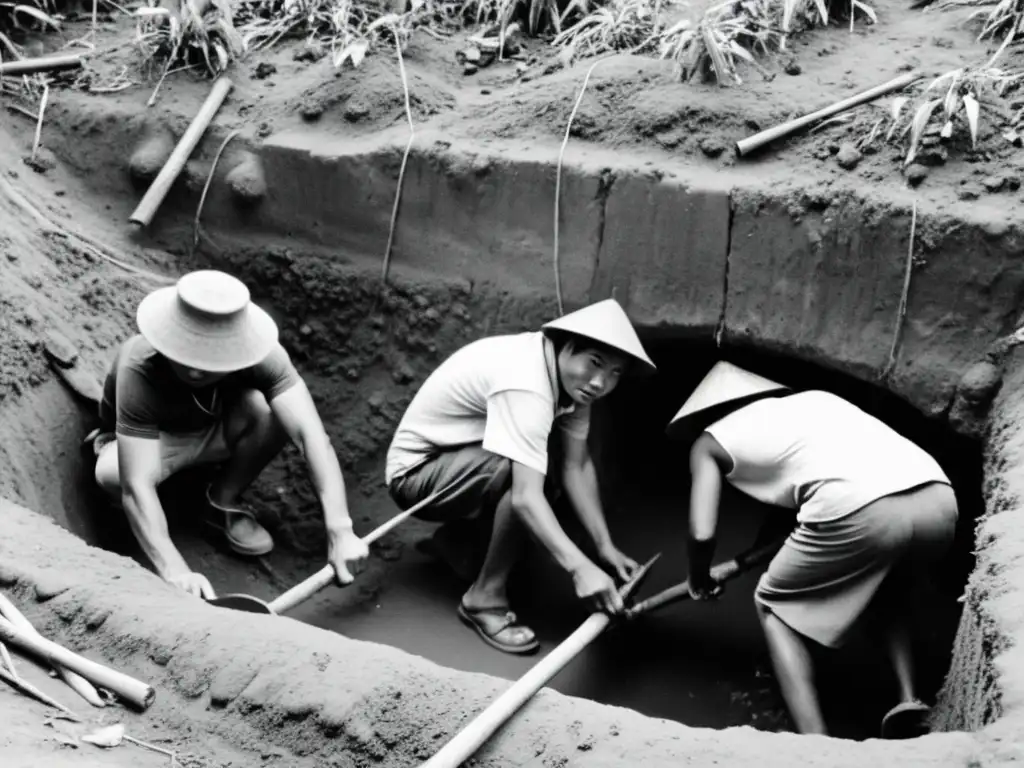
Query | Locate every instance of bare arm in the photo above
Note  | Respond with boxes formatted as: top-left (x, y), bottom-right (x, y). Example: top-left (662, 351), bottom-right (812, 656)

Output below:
top-left (510, 461), bottom-right (624, 612)
top-left (118, 435), bottom-right (193, 580)
top-left (687, 432), bottom-right (732, 596)
top-left (268, 381), bottom-right (368, 583)
top-left (511, 461), bottom-right (590, 573)
top-left (561, 432), bottom-right (614, 553)
top-left (268, 380), bottom-right (353, 535)
top-left (689, 432), bottom-right (730, 541)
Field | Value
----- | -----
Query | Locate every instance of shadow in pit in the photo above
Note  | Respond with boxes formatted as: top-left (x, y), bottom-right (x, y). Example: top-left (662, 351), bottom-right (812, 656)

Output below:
top-left (569, 338), bottom-right (981, 740)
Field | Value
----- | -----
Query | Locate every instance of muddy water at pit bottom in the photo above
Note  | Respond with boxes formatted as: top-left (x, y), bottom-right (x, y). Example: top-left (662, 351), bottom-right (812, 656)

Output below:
top-left (283, 485), bottom-right (944, 740)
top-left (93, 470), bottom-right (955, 741)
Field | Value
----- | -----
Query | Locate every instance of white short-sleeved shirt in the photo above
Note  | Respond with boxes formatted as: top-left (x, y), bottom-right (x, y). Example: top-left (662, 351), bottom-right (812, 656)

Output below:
top-left (705, 390), bottom-right (950, 524)
top-left (385, 332), bottom-right (589, 484)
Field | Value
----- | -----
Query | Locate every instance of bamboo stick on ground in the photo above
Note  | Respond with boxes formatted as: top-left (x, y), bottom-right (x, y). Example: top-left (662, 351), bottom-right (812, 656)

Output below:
top-left (0, 616), bottom-right (155, 711)
top-left (0, 593), bottom-right (104, 707)
top-left (735, 72), bottom-right (920, 157)
top-left (129, 76), bottom-right (233, 228)
top-left (419, 555), bottom-right (660, 768)
top-left (0, 53), bottom-right (83, 76)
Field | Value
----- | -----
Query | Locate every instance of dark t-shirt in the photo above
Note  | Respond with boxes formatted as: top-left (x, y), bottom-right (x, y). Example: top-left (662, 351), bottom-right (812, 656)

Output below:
top-left (99, 334), bottom-right (301, 439)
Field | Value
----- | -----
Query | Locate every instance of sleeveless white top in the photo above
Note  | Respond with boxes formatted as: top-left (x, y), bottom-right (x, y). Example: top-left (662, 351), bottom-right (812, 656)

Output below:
top-left (704, 390), bottom-right (950, 524)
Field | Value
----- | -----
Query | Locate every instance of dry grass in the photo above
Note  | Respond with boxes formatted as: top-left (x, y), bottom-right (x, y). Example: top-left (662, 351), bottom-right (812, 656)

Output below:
top-left (933, 0), bottom-right (1024, 45)
top-left (552, 0), bottom-right (876, 84)
top-left (851, 59), bottom-right (1024, 166)
top-left (551, 0), bottom-right (661, 62)
top-left (133, 0), bottom-right (246, 77)
top-left (0, 0), bottom-right (60, 63)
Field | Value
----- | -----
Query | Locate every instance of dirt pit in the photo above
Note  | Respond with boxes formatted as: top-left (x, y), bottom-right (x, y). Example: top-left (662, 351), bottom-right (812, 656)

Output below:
top-left (48, 334), bottom-right (982, 745)
top-left (2, 0), bottom-right (1024, 760)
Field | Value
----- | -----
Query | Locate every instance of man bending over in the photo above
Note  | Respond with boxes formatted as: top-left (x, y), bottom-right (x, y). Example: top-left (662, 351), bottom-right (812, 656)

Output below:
top-left (668, 361), bottom-right (957, 738)
top-left (385, 299), bottom-right (656, 654)
top-left (92, 270), bottom-right (368, 599)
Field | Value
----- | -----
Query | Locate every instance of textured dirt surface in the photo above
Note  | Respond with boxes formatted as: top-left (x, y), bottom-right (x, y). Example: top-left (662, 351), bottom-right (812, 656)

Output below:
top-left (930, 348), bottom-right (1024, 763)
top-left (0, 496), bottom-right (993, 767)
top-left (3, 0), bottom-right (1024, 761)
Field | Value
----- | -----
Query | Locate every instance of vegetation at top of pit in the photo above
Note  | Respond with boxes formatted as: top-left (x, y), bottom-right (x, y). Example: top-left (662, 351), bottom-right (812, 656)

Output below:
top-left (2, 0), bottom-right (1024, 176)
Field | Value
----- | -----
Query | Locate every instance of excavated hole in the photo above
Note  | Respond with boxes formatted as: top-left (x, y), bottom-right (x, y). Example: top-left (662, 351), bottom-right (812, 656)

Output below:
top-left (52, 333), bottom-right (981, 742)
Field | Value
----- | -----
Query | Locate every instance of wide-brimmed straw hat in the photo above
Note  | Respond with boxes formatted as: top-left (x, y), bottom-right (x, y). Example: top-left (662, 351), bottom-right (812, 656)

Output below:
top-left (542, 298), bottom-right (656, 376)
top-left (136, 270), bottom-right (279, 373)
top-left (666, 361), bottom-right (790, 438)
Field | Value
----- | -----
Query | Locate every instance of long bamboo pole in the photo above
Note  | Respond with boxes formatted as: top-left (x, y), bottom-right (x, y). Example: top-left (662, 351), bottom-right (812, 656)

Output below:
top-left (735, 72), bottom-right (920, 157)
top-left (0, 53), bottom-right (83, 76)
top-left (129, 76), bottom-right (233, 228)
top-left (0, 616), bottom-right (155, 711)
top-left (419, 554), bottom-right (660, 768)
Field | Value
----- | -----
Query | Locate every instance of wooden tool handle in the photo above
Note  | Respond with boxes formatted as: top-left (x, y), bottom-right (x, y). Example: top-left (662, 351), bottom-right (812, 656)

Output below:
top-left (419, 556), bottom-right (660, 768)
top-left (626, 538), bottom-right (786, 618)
top-left (0, 616), bottom-right (155, 711)
top-left (735, 72), bottom-right (920, 157)
top-left (268, 481), bottom-right (460, 615)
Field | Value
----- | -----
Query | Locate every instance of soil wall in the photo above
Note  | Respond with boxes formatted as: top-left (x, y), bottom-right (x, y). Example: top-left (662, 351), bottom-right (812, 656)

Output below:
top-left (929, 347), bottom-right (1024, 745)
top-left (46, 97), bottom-right (1024, 428)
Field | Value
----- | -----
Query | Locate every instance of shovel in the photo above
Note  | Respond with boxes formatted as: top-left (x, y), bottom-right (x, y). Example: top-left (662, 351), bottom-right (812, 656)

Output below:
top-left (207, 482), bottom-right (459, 615)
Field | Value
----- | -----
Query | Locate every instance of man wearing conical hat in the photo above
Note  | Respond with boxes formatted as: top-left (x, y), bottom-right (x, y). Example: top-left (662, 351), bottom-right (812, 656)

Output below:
top-left (667, 361), bottom-right (957, 738)
top-left (385, 299), bottom-right (655, 654)
top-left (91, 270), bottom-right (369, 599)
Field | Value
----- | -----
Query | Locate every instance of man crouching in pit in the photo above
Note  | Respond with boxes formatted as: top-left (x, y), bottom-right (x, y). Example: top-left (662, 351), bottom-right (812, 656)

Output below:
top-left (90, 270), bottom-right (369, 599)
top-left (668, 361), bottom-right (958, 739)
top-left (384, 299), bottom-right (656, 654)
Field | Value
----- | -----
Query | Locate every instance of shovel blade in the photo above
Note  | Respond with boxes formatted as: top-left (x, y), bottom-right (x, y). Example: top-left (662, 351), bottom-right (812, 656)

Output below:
top-left (621, 553), bottom-right (661, 602)
top-left (206, 593), bottom-right (275, 614)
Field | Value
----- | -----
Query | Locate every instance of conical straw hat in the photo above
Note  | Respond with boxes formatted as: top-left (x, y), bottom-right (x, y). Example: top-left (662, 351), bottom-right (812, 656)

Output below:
top-left (542, 299), bottom-right (656, 376)
top-left (667, 361), bottom-right (790, 435)
top-left (137, 270), bottom-right (279, 373)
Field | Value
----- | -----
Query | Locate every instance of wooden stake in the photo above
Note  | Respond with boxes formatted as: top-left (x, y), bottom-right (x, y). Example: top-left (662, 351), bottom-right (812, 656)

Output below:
top-left (419, 555), bottom-right (660, 768)
top-left (129, 76), bottom-right (233, 228)
top-left (31, 83), bottom-right (49, 164)
top-left (735, 72), bottom-right (920, 157)
top-left (0, 616), bottom-right (155, 711)
top-left (0, 53), bottom-right (84, 76)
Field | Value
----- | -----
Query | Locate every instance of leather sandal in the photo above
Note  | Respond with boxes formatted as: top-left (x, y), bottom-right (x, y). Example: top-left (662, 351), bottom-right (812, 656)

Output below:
top-left (881, 699), bottom-right (931, 739)
top-left (204, 486), bottom-right (274, 557)
top-left (457, 600), bottom-right (540, 655)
